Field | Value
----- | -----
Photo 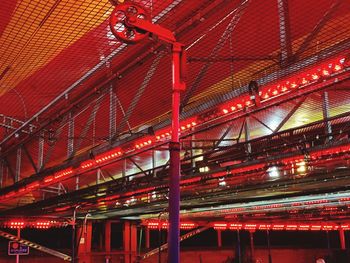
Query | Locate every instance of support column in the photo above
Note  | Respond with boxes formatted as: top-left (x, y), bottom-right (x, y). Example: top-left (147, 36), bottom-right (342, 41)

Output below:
top-left (244, 117), bottom-right (251, 156)
top-left (217, 230), bottom-right (222, 248)
top-left (267, 230), bottom-right (272, 263)
top-left (105, 221), bottom-right (111, 254)
top-left (340, 229), bottom-right (346, 250)
top-left (124, 221), bottom-right (137, 263)
top-left (109, 86), bottom-right (117, 142)
top-left (16, 228), bottom-right (20, 263)
top-left (236, 230), bottom-right (241, 263)
top-left (77, 221), bottom-right (92, 263)
top-left (15, 147), bottom-right (21, 182)
top-left (277, 0), bottom-right (292, 66)
top-left (0, 159), bottom-right (3, 188)
top-left (145, 227), bottom-right (150, 249)
top-left (249, 231), bottom-right (255, 262)
top-left (322, 91), bottom-right (333, 141)
top-left (67, 113), bottom-right (75, 158)
top-left (38, 132), bottom-right (44, 171)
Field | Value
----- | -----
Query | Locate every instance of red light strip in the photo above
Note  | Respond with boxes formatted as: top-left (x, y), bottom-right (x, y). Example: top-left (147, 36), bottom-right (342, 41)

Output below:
top-left (4, 220), bottom-right (64, 229)
top-left (226, 223), bottom-right (343, 231)
top-left (145, 221), bottom-right (348, 231)
top-left (146, 221), bottom-right (197, 230)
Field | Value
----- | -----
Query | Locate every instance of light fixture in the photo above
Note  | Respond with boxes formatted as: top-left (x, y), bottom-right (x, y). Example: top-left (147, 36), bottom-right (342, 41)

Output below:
top-left (268, 166), bottom-right (279, 178)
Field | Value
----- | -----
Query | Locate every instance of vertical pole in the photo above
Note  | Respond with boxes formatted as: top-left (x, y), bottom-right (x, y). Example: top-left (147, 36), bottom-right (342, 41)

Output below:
top-left (237, 230), bottom-right (241, 263)
top-left (158, 217), bottom-right (162, 263)
top-left (277, 0), bottom-right (292, 66)
top-left (138, 227), bottom-right (143, 259)
top-left (78, 221), bottom-right (92, 263)
top-left (75, 176), bottom-right (79, 190)
top-left (97, 168), bottom-right (101, 184)
top-left (67, 113), bottom-right (75, 158)
top-left (145, 227), bottom-right (150, 249)
top-left (105, 221), bottom-right (111, 254)
top-left (191, 133), bottom-right (196, 173)
top-left (123, 159), bottom-right (127, 177)
top-left (244, 117), bottom-right (251, 156)
top-left (322, 91), bottom-right (333, 141)
top-left (250, 231), bottom-right (255, 262)
top-left (131, 223), bottom-right (137, 263)
top-left (109, 85), bottom-right (117, 142)
top-left (15, 147), bottom-right (21, 182)
top-left (38, 132), bottom-right (44, 171)
top-left (124, 222), bottom-right (131, 263)
top-left (72, 206), bottom-right (80, 263)
top-left (217, 230), bottom-right (222, 248)
top-left (326, 231), bottom-right (331, 259)
top-left (339, 229), bottom-right (346, 250)
top-left (0, 159), bottom-right (3, 188)
top-left (16, 228), bottom-right (20, 263)
top-left (267, 230), bottom-right (272, 263)
top-left (168, 43), bottom-right (184, 263)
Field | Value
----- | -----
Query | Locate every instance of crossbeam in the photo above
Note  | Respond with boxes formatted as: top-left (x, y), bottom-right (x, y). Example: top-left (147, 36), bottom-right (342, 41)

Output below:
top-left (142, 226), bottom-right (210, 260)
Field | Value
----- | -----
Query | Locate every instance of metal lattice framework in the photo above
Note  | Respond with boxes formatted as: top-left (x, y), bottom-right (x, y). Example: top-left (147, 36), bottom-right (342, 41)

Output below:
top-left (1, 0), bottom-right (350, 224)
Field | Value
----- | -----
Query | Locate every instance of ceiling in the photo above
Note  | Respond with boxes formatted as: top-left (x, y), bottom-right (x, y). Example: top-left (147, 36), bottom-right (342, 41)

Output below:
top-left (1, 0), bottom-right (350, 224)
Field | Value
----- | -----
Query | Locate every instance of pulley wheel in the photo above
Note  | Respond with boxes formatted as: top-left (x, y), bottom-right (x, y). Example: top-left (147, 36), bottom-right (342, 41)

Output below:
top-left (109, 2), bottom-right (150, 44)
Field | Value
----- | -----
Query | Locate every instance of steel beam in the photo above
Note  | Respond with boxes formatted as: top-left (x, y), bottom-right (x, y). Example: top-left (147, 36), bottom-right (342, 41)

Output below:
top-left (0, 114), bottom-right (36, 134)
top-left (2, 158), bottom-right (15, 183)
top-left (67, 113), bottom-right (75, 158)
top-left (294, 0), bottom-right (341, 59)
top-left (244, 117), bottom-right (251, 155)
top-left (0, 159), bottom-right (3, 188)
top-left (273, 96), bottom-right (307, 133)
top-left (142, 226), bottom-right (210, 260)
top-left (74, 94), bottom-right (104, 155)
top-left (128, 157), bottom-right (148, 177)
top-left (38, 132), bottom-right (45, 171)
top-left (188, 56), bottom-right (277, 63)
top-left (251, 115), bottom-right (274, 134)
top-left (15, 147), bottom-right (21, 182)
top-left (42, 117), bottom-right (66, 169)
top-left (22, 144), bottom-right (38, 174)
top-left (109, 85), bottom-right (117, 142)
top-left (214, 123), bottom-right (235, 149)
top-left (277, 0), bottom-right (293, 66)
top-left (75, 176), bottom-right (79, 190)
top-left (114, 53), bottom-right (164, 138)
top-left (181, 0), bottom-right (251, 109)
top-left (2, 48), bottom-right (349, 197)
top-left (322, 91), bottom-right (333, 141)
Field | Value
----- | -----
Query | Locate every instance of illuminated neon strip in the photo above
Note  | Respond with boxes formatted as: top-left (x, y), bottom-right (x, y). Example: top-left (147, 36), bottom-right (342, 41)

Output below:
top-left (144, 221), bottom-right (350, 231)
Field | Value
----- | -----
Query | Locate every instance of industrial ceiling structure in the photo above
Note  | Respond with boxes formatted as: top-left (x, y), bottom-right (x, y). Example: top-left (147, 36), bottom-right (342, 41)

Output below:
top-left (1, 0), bottom-right (350, 229)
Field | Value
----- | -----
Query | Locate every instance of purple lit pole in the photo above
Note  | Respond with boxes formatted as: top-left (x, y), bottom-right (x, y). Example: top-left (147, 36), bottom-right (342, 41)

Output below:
top-left (168, 42), bottom-right (185, 263)
top-left (109, 3), bottom-right (186, 262)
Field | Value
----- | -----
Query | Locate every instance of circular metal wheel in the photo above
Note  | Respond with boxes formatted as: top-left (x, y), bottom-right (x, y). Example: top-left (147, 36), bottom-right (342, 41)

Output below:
top-left (109, 2), bottom-right (150, 44)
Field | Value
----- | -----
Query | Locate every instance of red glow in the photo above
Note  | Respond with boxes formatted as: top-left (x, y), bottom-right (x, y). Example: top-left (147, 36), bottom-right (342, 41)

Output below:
top-left (142, 222), bottom-right (349, 232)
top-left (300, 77), bottom-right (308, 85)
top-left (213, 223), bottom-right (227, 230)
top-left (333, 64), bottom-right (342, 72)
top-left (145, 221), bottom-right (197, 230)
top-left (44, 176), bottom-right (54, 183)
top-left (321, 69), bottom-right (330, 76)
top-left (54, 168), bottom-right (73, 179)
top-left (311, 73), bottom-right (320, 80)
